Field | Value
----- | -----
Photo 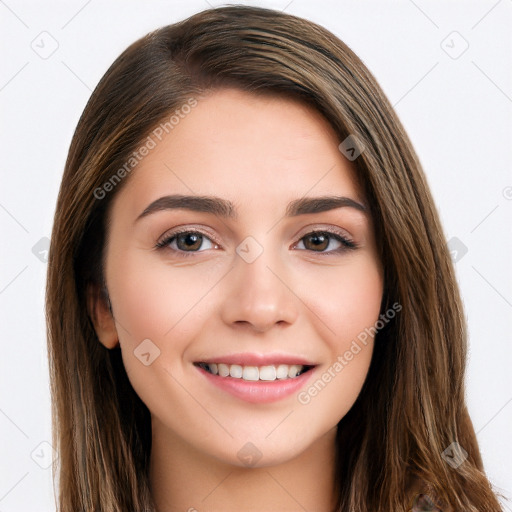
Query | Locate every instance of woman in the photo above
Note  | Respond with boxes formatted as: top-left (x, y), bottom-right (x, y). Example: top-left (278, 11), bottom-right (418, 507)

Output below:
top-left (46, 5), bottom-right (503, 511)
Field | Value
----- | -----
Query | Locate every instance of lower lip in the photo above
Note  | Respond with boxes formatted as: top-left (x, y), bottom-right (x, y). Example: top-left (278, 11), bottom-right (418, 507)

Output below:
top-left (195, 365), bottom-right (316, 404)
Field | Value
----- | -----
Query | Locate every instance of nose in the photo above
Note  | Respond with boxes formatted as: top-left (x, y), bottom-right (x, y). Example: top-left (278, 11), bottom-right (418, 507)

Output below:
top-left (219, 246), bottom-right (299, 333)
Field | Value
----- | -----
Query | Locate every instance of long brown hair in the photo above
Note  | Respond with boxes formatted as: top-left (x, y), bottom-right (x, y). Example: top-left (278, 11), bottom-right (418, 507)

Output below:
top-left (46, 5), bottom-right (502, 511)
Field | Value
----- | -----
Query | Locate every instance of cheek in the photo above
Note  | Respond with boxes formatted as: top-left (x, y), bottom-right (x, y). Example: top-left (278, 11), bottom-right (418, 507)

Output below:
top-left (105, 251), bottom-right (219, 419)
top-left (293, 255), bottom-right (383, 421)
top-left (107, 250), bottom-right (219, 346)
top-left (301, 254), bottom-right (384, 344)
top-left (105, 251), bottom-right (221, 399)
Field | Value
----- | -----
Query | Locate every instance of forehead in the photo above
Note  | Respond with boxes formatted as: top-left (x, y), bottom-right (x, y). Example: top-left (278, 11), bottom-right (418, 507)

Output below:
top-left (113, 88), bottom-right (364, 213)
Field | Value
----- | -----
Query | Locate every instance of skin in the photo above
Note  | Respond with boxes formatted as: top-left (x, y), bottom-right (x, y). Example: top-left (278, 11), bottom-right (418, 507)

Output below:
top-left (91, 88), bottom-right (383, 511)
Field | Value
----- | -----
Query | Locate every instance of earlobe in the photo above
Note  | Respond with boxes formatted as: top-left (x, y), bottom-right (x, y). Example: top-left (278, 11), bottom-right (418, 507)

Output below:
top-left (86, 283), bottom-right (119, 349)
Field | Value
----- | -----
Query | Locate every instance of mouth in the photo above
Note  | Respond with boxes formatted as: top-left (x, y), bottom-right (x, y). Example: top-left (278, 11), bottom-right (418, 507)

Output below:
top-left (193, 353), bottom-right (318, 403)
top-left (194, 362), bottom-right (315, 381)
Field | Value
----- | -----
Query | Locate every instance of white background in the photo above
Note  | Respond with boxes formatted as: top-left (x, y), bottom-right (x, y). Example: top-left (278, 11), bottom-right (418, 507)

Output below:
top-left (1, 1), bottom-right (511, 510)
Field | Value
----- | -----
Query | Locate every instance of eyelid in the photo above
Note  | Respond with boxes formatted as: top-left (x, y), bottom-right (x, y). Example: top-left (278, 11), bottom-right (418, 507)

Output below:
top-left (291, 224), bottom-right (355, 246)
top-left (155, 225), bottom-right (222, 249)
top-left (155, 223), bottom-right (357, 254)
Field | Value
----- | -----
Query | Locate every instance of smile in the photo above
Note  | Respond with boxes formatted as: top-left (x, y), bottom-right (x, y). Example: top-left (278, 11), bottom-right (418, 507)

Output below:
top-left (195, 362), bottom-right (313, 381)
top-left (194, 357), bottom-right (317, 404)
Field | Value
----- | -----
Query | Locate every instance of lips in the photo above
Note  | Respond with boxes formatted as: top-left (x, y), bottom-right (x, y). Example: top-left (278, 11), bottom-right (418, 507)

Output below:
top-left (194, 352), bottom-right (316, 381)
top-left (196, 352), bottom-right (315, 367)
top-left (195, 362), bottom-right (313, 381)
top-left (193, 353), bottom-right (317, 403)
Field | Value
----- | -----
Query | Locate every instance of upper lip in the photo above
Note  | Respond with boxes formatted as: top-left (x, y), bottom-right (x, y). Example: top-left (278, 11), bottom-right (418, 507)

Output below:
top-left (195, 353), bottom-right (316, 366)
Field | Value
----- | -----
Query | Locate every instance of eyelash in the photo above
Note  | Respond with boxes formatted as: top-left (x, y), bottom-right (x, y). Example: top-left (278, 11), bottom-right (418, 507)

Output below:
top-left (155, 227), bottom-right (357, 258)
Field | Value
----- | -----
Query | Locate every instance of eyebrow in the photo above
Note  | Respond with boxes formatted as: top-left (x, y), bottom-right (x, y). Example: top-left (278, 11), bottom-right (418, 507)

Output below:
top-left (135, 194), bottom-right (367, 222)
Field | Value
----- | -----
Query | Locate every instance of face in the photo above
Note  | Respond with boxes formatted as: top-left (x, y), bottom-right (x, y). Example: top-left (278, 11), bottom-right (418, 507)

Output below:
top-left (98, 88), bottom-right (383, 468)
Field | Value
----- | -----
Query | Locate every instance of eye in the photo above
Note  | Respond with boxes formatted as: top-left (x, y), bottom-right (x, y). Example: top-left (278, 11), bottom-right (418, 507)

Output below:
top-left (156, 229), bottom-right (218, 254)
top-left (294, 230), bottom-right (356, 253)
top-left (155, 227), bottom-right (356, 257)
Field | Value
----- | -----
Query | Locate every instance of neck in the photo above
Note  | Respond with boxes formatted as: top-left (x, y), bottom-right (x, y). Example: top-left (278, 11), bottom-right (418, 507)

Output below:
top-left (149, 418), bottom-right (337, 512)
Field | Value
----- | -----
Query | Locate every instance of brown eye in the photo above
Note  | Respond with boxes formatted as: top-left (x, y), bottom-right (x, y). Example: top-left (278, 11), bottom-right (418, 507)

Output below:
top-left (175, 232), bottom-right (203, 251)
top-left (296, 230), bottom-right (356, 253)
top-left (156, 230), bottom-right (217, 254)
top-left (303, 233), bottom-right (329, 251)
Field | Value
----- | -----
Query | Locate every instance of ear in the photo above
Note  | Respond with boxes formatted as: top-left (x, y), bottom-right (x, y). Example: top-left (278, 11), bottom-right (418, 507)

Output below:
top-left (86, 283), bottom-right (119, 349)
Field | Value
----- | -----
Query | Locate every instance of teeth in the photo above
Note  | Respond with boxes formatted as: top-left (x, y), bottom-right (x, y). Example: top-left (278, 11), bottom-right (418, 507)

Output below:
top-left (201, 362), bottom-right (309, 381)
top-left (288, 364), bottom-right (302, 378)
top-left (230, 364), bottom-right (243, 378)
top-left (276, 364), bottom-right (289, 379)
top-left (242, 366), bottom-right (259, 381)
top-left (218, 363), bottom-right (230, 377)
top-left (259, 365), bottom-right (277, 381)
